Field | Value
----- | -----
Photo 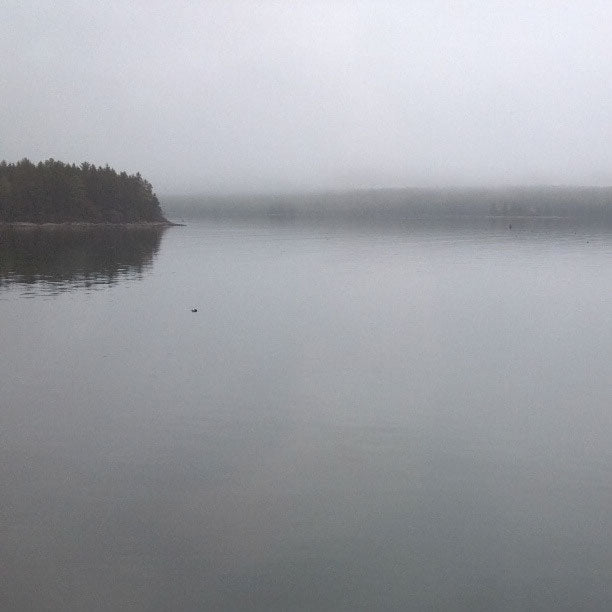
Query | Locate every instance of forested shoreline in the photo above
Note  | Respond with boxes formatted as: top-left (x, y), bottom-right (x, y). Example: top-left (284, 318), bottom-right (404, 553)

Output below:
top-left (0, 159), bottom-right (168, 223)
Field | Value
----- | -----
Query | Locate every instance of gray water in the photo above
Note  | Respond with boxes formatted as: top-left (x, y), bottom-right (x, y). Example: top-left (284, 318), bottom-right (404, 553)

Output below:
top-left (1, 219), bottom-right (611, 611)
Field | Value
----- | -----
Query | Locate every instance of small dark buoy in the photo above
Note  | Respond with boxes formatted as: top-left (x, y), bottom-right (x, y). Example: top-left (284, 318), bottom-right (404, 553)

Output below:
top-left (191, 308), bottom-right (198, 313)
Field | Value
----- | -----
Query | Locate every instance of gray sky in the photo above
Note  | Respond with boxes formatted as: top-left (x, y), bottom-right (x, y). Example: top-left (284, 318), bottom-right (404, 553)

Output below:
top-left (2, 0), bottom-right (611, 194)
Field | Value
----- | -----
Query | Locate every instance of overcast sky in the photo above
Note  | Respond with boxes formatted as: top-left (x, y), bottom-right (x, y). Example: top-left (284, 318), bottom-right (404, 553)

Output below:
top-left (2, 1), bottom-right (611, 194)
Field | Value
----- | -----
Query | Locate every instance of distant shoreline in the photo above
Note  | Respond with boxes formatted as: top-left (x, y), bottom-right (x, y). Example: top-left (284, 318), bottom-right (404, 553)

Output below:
top-left (0, 221), bottom-right (182, 229)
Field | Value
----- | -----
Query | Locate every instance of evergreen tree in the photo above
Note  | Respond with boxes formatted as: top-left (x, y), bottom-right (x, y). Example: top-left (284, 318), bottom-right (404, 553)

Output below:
top-left (0, 159), bottom-right (167, 223)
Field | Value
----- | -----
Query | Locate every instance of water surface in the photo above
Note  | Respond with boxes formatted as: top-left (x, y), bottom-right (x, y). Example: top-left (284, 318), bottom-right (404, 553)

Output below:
top-left (2, 219), bottom-right (611, 610)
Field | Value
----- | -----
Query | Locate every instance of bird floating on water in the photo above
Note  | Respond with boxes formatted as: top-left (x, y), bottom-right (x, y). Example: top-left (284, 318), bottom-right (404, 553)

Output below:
top-left (191, 308), bottom-right (198, 313)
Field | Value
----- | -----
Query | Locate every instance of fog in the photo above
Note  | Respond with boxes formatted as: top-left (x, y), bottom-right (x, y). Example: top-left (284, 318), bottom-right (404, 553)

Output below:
top-left (2, 1), bottom-right (611, 194)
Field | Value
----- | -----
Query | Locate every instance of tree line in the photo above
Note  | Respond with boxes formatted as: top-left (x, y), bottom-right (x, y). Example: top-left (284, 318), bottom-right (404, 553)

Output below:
top-left (0, 158), bottom-right (167, 223)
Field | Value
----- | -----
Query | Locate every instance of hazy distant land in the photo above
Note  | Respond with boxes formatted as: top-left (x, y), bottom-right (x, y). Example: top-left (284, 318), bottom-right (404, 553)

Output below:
top-left (0, 159), bottom-right (170, 225)
top-left (164, 186), bottom-right (612, 225)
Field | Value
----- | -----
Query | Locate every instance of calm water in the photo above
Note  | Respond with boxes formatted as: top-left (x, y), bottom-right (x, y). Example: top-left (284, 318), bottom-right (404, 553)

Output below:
top-left (1, 219), bottom-right (612, 611)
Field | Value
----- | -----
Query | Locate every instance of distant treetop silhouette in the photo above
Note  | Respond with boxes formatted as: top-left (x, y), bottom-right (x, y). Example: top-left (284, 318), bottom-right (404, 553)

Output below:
top-left (0, 158), bottom-right (167, 223)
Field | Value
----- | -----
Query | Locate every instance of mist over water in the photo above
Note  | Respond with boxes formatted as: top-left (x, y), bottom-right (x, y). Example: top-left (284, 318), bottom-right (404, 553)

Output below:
top-left (2, 215), bottom-right (611, 610)
top-left (3, 2), bottom-right (612, 192)
top-left (163, 187), bottom-right (612, 227)
top-left (4, 1), bottom-right (612, 607)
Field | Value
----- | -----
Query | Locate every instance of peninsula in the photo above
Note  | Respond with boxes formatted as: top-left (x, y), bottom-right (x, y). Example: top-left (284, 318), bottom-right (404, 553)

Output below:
top-left (0, 159), bottom-right (171, 225)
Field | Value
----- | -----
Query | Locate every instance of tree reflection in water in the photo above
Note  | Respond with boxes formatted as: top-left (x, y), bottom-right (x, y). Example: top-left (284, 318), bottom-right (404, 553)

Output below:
top-left (0, 226), bottom-right (166, 294)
